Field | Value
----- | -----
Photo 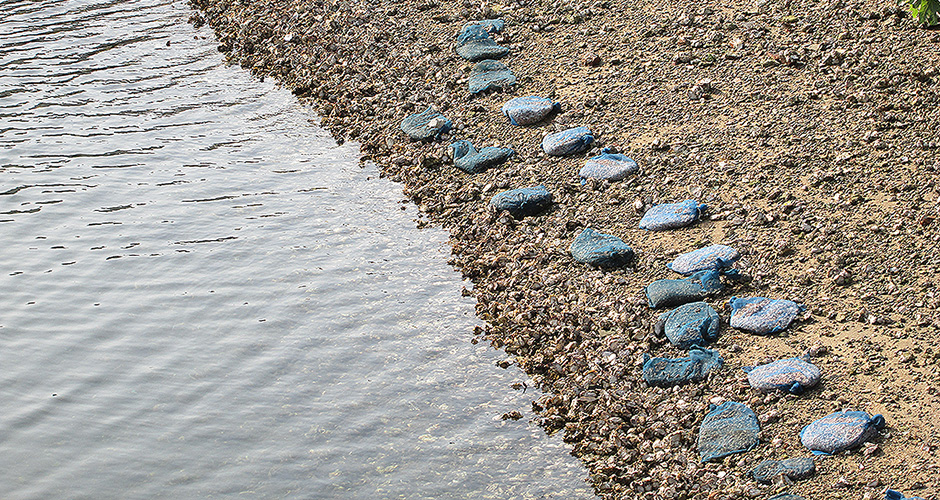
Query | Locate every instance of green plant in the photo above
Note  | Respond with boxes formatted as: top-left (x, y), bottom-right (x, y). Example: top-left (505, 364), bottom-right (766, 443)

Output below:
top-left (903, 0), bottom-right (940, 26)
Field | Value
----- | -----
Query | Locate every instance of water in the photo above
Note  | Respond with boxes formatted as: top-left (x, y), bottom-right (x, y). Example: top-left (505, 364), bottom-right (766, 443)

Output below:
top-left (0, 0), bottom-right (594, 498)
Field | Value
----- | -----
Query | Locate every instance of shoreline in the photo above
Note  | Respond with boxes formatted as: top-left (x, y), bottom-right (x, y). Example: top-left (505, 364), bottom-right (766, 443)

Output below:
top-left (188, 0), bottom-right (940, 498)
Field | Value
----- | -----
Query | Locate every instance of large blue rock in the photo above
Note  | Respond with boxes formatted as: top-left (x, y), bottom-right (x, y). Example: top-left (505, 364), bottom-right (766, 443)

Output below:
top-left (468, 60), bottom-right (516, 94)
top-left (728, 297), bottom-right (803, 335)
top-left (638, 200), bottom-right (707, 231)
top-left (698, 401), bottom-right (760, 462)
top-left (400, 107), bottom-right (453, 141)
top-left (645, 268), bottom-right (723, 309)
top-left (886, 490), bottom-right (927, 500)
top-left (501, 96), bottom-right (559, 126)
top-left (743, 355), bottom-right (820, 394)
top-left (579, 148), bottom-right (638, 181)
top-left (642, 347), bottom-right (722, 387)
top-left (769, 494), bottom-right (806, 500)
top-left (541, 126), bottom-right (594, 156)
top-left (668, 244), bottom-right (740, 275)
top-left (488, 186), bottom-right (552, 218)
top-left (569, 228), bottom-right (634, 267)
top-left (800, 410), bottom-right (885, 455)
top-left (751, 457), bottom-right (816, 483)
top-left (448, 139), bottom-right (513, 174)
top-left (655, 301), bottom-right (719, 349)
top-left (455, 22), bottom-right (509, 61)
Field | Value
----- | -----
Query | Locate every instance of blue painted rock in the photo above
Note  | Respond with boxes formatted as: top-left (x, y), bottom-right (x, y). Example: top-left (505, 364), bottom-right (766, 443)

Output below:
top-left (456, 19), bottom-right (504, 40)
top-left (698, 401), bottom-right (760, 462)
top-left (455, 22), bottom-right (509, 61)
top-left (728, 297), bottom-right (803, 335)
top-left (655, 301), bottom-right (719, 349)
top-left (638, 200), bottom-right (707, 231)
top-left (743, 355), bottom-right (820, 394)
top-left (642, 347), bottom-right (722, 387)
top-left (645, 268), bottom-right (723, 309)
top-left (569, 228), bottom-right (634, 267)
top-left (751, 457), bottom-right (815, 483)
top-left (448, 140), bottom-right (513, 174)
top-left (800, 410), bottom-right (885, 455)
top-left (579, 148), bottom-right (638, 181)
top-left (400, 107), bottom-right (452, 141)
top-left (488, 185), bottom-right (552, 218)
top-left (886, 490), bottom-right (926, 500)
top-left (668, 244), bottom-right (740, 275)
top-left (768, 494), bottom-right (806, 500)
top-left (541, 126), bottom-right (594, 156)
top-left (501, 96), bottom-right (559, 126)
top-left (468, 60), bottom-right (515, 94)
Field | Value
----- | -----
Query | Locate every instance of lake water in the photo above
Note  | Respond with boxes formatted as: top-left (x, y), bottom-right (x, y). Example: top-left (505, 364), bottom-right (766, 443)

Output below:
top-left (0, 0), bottom-right (594, 497)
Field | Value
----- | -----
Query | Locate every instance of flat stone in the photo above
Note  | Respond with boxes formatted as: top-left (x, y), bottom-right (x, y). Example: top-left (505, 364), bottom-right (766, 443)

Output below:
top-left (541, 126), bottom-right (593, 156)
top-left (668, 244), bottom-right (740, 275)
top-left (642, 347), bottom-right (722, 387)
top-left (639, 200), bottom-right (707, 231)
top-left (645, 269), bottom-right (723, 309)
top-left (728, 297), bottom-right (802, 335)
top-left (569, 228), bottom-right (634, 267)
top-left (448, 139), bottom-right (513, 174)
top-left (751, 457), bottom-right (816, 483)
top-left (579, 148), bottom-right (638, 181)
top-left (655, 301), bottom-right (719, 349)
top-left (501, 96), bottom-right (558, 126)
top-left (399, 106), bottom-right (452, 141)
top-left (488, 185), bottom-right (552, 218)
top-left (698, 401), bottom-right (760, 462)
top-left (468, 60), bottom-right (515, 94)
top-left (800, 410), bottom-right (885, 455)
top-left (744, 355), bottom-right (820, 394)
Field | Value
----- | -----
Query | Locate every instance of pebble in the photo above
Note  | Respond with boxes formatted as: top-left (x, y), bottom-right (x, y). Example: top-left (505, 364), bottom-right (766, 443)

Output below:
top-left (399, 107), bottom-right (452, 141)
top-left (448, 139), bottom-right (513, 174)
top-left (645, 269), bottom-right (723, 309)
top-left (751, 457), bottom-right (816, 483)
top-left (655, 301), bottom-right (720, 349)
top-left (468, 59), bottom-right (516, 94)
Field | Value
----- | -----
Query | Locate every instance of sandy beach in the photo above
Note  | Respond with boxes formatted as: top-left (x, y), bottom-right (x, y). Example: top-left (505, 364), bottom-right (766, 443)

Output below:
top-left (188, 0), bottom-right (940, 497)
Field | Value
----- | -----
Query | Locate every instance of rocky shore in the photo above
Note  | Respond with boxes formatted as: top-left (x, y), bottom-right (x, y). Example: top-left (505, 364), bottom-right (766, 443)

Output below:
top-left (188, 0), bottom-right (940, 497)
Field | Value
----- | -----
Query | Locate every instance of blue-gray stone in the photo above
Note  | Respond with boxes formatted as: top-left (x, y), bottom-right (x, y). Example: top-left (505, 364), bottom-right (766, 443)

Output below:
top-left (698, 401), bottom-right (760, 462)
top-left (743, 355), bottom-right (820, 394)
top-left (488, 185), bottom-right (552, 218)
top-left (886, 490), bottom-right (926, 500)
top-left (569, 228), bottom-right (634, 267)
top-left (448, 139), bottom-right (513, 174)
top-left (501, 96), bottom-right (559, 126)
top-left (642, 348), bottom-right (722, 387)
top-left (456, 19), bottom-right (504, 43)
top-left (769, 494), bottom-right (806, 500)
top-left (728, 297), bottom-right (803, 335)
top-left (638, 200), bottom-right (707, 231)
top-left (455, 23), bottom-right (509, 61)
top-left (751, 457), bottom-right (816, 483)
top-left (400, 107), bottom-right (453, 141)
top-left (645, 269), bottom-right (723, 309)
top-left (800, 410), bottom-right (885, 455)
top-left (541, 126), bottom-right (594, 156)
top-left (668, 244), bottom-right (740, 275)
top-left (579, 148), bottom-right (638, 181)
top-left (655, 302), bottom-right (719, 349)
top-left (468, 60), bottom-right (515, 94)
